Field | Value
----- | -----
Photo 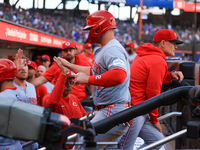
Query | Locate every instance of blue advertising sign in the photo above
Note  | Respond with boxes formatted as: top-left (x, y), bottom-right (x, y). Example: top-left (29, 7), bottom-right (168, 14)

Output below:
top-left (93, 0), bottom-right (173, 8)
top-left (126, 0), bottom-right (173, 8)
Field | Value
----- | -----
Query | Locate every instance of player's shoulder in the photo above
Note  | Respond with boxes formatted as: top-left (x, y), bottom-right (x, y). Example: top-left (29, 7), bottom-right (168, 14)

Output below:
top-left (75, 55), bottom-right (91, 66)
top-left (104, 39), bottom-right (125, 52)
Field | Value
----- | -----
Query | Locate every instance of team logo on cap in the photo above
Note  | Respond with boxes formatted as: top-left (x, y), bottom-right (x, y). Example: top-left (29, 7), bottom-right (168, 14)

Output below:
top-left (65, 42), bottom-right (71, 46)
top-left (28, 61), bottom-right (31, 64)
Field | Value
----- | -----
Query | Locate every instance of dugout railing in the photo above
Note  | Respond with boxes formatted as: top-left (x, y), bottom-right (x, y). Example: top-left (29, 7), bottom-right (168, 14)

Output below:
top-left (21, 85), bottom-right (198, 149)
top-left (22, 60), bottom-right (198, 149)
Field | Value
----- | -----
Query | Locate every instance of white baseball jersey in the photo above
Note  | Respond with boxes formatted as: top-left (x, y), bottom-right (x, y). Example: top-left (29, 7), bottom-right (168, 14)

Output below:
top-left (0, 87), bottom-right (34, 149)
top-left (128, 53), bottom-right (137, 64)
top-left (13, 81), bottom-right (37, 105)
top-left (43, 82), bottom-right (54, 93)
top-left (9, 82), bottom-right (38, 149)
top-left (0, 87), bottom-right (28, 102)
top-left (92, 39), bottom-right (131, 106)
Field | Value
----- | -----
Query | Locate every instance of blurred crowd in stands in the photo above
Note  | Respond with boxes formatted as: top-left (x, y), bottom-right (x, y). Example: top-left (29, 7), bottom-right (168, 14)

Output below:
top-left (1, 3), bottom-right (200, 48)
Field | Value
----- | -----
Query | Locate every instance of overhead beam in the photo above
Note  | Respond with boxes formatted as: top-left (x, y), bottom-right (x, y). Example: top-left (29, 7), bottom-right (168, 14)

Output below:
top-left (14, 0), bottom-right (20, 6)
top-left (43, 0), bottom-right (46, 11)
top-left (33, 0), bottom-right (35, 9)
top-left (4, 0), bottom-right (9, 5)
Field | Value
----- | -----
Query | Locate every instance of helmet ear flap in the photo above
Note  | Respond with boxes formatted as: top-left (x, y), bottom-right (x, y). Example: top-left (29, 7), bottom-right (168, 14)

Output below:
top-left (110, 17), bottom-right (116, 26)
top-left (95, 27), bottom-right (101, 34)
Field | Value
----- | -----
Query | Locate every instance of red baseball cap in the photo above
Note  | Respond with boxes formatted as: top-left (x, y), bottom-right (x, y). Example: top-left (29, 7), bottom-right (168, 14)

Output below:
top-left (41, 54), bottom-right (50, 61)
top-left (125, 42), bottom-right (135, 49)
top-left (84, 43), bottom-right (92, 49)
top-left (153, 29), bottom-right (183, 44)
top-left (28, 60), bottom-right (37, 70)
top-left (62, 41), bottom-right (77, 50)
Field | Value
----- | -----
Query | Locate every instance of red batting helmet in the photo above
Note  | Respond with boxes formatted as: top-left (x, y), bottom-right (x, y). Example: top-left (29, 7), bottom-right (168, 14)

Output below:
top-left (0, 59), bottom-right (17, 82)
top-left (82, 10), bottom-right (116, 44)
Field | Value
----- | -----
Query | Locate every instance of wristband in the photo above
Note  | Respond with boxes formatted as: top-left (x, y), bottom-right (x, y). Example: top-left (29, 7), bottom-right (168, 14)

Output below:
top-left (171, 70), bottom-right (176, 78)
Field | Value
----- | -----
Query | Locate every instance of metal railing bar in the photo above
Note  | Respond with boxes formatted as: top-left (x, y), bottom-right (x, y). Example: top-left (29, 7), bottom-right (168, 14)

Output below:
top-left (139, 129), bottom-right (187, 150)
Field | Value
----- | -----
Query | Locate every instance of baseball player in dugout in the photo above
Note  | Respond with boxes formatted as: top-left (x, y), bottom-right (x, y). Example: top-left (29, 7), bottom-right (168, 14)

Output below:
top-left (27, 60), bottom-right (48, 106)
top-left (13, 49), bottom-right (39, 150)
top-left (42, 56), bottom-right (87, 119)
top-left (0, 59), bottom-right (24, 150)
top-left (32, 41), bottom-right (91, 102)
top-left (83, 43), bottom-right (94, 64)
top-left (40, 54), bottom-right (51, 69)
top-left (36, 65), bottom-right (54, 93)
top-left (125, 41), bottom-right (137, 64)
top-left (13, 49), bottom-right (37, 105)
top-left (0, 56), bottom-right (39, 149)
top-left (56, 10), bottom-right (131, 149)
top-left (120, 29), bottom-right (184, 149)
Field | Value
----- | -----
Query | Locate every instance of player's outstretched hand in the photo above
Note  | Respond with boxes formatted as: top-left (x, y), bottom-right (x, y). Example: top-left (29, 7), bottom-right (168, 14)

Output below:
top-left (75, 72), bottom-right (89, 85)
top-left (153, 122), bottom-right (162, 133)
top-left (57, 57), bottom-right (71, 68)
top-left (87, 111), bottom-right (94, 120)
top-left (14, 48), bottom-right (26, 71)
top-left (53, 56), bottom-right (68, 76)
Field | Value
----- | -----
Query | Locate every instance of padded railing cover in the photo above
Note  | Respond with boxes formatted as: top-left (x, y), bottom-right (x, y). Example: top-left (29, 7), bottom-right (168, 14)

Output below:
top-left (93, 86), bottom-right (192, 134)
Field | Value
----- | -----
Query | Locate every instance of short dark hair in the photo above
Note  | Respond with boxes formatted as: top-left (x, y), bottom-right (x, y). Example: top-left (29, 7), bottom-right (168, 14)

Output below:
top-left (153, 41), bottom-right (161, 47)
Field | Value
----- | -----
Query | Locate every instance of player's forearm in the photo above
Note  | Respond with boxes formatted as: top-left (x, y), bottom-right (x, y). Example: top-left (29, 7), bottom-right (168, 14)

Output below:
top-left (58, 57), bottom-right (91, 75)
top-left (32, 76), bottom-right (48, 87)
top-left (44, 74), bottom-right (66, 106)
top-left (66, 63), bottom-right (91, 75)
top-left (88, 68), bottom-right (126, 87)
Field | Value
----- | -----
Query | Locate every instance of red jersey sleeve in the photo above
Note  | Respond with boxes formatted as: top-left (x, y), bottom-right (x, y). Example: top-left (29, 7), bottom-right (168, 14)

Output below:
top-left (36, 84), bottom-right (48, 106)
top-left (163, 71), bottom-right (173, 84)
top-left (43, 74), bottom-right (67, 108)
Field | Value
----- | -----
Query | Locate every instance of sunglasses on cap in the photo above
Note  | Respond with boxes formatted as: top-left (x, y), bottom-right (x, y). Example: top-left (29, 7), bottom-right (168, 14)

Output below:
top-left (65, 79), bottom-right (74, 85)
top-left (41, 57), bottom-right (48, 61)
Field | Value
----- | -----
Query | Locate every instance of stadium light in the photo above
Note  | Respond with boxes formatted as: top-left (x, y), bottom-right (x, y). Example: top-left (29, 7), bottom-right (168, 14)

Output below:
top-left (171, 8), bottom-right (180, 16)
top-left (134, 13), bottom-right (139, 24)
top-left (119, 3), bottom-right (125, 7)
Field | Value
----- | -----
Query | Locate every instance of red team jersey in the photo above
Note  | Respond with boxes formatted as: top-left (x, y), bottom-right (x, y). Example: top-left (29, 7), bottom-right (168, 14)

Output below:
top-left (42, 74), bottom-right (87, 118)
top-left (43, 55), bottom-right (91, 101)
top-left (129, 43), bottom-right (173, 124)
top-left (77, 53), bottom-right (94, 65)
top-left (35, 84), bottom-right (48, 106)
top-left (85, 53), bottom-right (94, 64)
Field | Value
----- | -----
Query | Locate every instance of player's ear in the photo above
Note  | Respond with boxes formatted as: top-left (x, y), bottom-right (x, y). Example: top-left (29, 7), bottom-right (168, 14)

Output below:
top-left (74, 48), bottom-right (78, 55)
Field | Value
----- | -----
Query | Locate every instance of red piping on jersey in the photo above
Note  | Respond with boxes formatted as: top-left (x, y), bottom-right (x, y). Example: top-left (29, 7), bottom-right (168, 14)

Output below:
top-left (1, 87), bottom-right (17, 92)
